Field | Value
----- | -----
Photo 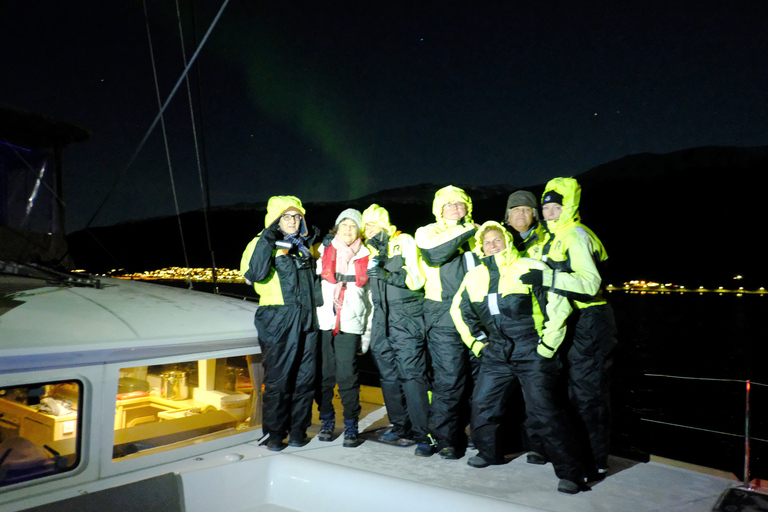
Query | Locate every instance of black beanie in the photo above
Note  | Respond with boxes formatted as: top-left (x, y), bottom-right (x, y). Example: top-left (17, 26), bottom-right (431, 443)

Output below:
top-left (541, 190), bottom-right (564, 205)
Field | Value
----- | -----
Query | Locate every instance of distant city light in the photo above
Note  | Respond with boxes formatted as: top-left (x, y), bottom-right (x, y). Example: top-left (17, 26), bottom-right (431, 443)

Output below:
top-left (107, 267), bottom-right (245, 283)
top-left (607, 280), bottom-right (767, 295)
top-left (77, 269), bottom-right (768, 296)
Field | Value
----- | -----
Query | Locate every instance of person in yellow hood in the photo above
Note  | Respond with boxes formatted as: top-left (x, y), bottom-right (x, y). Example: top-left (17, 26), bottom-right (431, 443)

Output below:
top-left (240, 195), bottom-right (321, 452)
top-left (362, 204), bottom-right (430, 454)
top-left (450, 221), bottom-right (585, 493)
top-left (521, 177), bottom-right (618, 480)
top-left (415, 185), bottom-right (480, 459)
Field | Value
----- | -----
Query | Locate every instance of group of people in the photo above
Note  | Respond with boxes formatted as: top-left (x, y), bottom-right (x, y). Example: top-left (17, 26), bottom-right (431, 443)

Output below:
top-left (240, 177), bottom-right (617, 494)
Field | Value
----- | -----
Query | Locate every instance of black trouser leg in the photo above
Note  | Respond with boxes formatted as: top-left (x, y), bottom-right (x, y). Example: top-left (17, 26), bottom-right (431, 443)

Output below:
top-left (290, 330), bottom-right (318, 438)
top-left (255, 306), bottom-right (303, 440)
top-left (470, 342), bottom-right (519, 464)
top-left (569, 304), bottom-right (617, 471)
top-left (427, 326), bottom-right (470, 449)
top-left (317, 329), bottom-right (337, 417)
top-left (334, 331), bottom-right (362, 421)
top-left (518, 357), bottom-right (584, 483)
top-left (395, 331), bottom-right (430, 443)
top-left (371, 332), bottom-right (410, 434)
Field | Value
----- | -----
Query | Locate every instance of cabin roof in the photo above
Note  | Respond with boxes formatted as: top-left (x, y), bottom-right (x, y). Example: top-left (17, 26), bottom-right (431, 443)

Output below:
top-left (0, 103), bottom-right (90, 150)
top-left (0, 276), bottom-right (258, 372)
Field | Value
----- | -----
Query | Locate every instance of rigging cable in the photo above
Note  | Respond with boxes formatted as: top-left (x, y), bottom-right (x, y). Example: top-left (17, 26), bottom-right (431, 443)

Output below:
top-left (142, 0), bottom-right (192, 286)
top-left (82, 0), bottom-right (231, 232)
top-left (176, 0), bottom-right (219, 293)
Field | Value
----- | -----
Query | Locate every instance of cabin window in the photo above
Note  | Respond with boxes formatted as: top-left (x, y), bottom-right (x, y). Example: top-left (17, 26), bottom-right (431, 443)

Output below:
top-left (0, 381), bottom-right (81, 488)
top-left (112, 355), bottom-right (262, 460)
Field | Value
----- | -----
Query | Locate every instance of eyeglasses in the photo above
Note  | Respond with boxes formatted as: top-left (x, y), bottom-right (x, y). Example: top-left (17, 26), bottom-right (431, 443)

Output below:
top-left (281, 213), bottom-right (302, 222)
top-left (443, 202), bottom-right (466, 210)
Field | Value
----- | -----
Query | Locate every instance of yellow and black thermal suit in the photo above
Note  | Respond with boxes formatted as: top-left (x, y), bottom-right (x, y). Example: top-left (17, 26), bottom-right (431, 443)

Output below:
top-left (529, 177), bottom-right (618, 473)
top-left (415, 186), bottom-right (479, 451)
top-left (451, 222), bottom-right (584, 482)
top-left (363, 204), bottom-right (430, 444)
top-left (505, 219), bottom-right (545, 257)
top-left (240, 196), bottom-right (321, 443)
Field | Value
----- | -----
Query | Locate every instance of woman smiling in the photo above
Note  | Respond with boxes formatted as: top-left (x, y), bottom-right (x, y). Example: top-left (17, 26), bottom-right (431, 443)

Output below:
top-left (315, 208), bottom-right (373, 448)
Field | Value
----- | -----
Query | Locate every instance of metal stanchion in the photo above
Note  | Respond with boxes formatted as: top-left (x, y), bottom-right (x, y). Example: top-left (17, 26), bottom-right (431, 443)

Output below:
top-left (744, 379), bottom-right (751, 489)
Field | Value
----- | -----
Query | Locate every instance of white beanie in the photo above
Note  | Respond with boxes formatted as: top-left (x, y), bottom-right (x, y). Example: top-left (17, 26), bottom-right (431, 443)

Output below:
top-left (335, 208), bottom-right (363, 230)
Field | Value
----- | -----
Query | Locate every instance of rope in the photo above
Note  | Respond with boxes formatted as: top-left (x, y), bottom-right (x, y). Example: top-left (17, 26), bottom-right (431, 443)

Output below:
top-left (83, 0), bottom-right (231, 231)
top-left (643, 372), bottom-right (768, 465)
top-left (640, 418), bottom-right (768, 444)
top-left (645, 374), bottom-right (767, 387)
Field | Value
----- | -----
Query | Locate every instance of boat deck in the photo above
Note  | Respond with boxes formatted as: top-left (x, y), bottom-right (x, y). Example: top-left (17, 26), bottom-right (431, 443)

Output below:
top-left (174, 390), bottom-right (741, 512)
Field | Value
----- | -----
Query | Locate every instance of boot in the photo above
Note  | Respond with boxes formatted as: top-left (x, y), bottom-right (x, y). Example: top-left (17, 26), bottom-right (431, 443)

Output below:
top-left (343, 418), bottom-right (359, 448)
top-left (557, 479), bottom-right (582, 494)
top-left (467, 455), bottom-right (491, 468)
top-left (317, 413), bottom-right (335, 442)
top-left (526, 451), bottom-right (548, 465)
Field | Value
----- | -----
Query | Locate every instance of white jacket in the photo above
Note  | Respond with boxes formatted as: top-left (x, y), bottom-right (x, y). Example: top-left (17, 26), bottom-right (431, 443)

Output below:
top-left (316, 244), bottom-right (373, 335)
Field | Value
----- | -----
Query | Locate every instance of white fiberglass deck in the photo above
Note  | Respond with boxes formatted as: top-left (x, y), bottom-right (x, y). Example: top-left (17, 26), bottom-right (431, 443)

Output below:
top-left (177, 403), bottom-right (738, 512)
top-left (180, 443), bottom-right (734, 512)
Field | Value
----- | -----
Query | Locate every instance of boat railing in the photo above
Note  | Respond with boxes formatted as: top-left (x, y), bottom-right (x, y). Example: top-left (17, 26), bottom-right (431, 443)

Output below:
top-left (642, 373), bottom-right (767, 489)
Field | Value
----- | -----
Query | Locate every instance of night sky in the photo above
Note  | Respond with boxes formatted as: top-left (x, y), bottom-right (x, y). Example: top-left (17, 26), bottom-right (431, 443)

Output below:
top-left (2, 1), bottom-right (766, 231)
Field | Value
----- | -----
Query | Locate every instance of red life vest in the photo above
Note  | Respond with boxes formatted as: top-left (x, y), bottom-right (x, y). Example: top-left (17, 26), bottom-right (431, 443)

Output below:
top-left (320, 244), bottom-right (369, 335)
top-left (320, 245), bottom-right (370, 287)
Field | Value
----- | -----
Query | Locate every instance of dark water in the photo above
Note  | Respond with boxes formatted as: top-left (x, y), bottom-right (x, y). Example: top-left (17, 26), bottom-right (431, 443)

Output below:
top-left (159, 281), bottom-right (768, 479)
top-left (608, 291), bottom-right (767, 480)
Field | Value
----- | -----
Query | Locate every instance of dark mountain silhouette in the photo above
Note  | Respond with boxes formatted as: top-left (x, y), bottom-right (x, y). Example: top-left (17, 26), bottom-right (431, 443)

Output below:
top-left (66, 183), bottom-right (517, 274)
top-left (67, 145), bottom-right (768, 289)
top-left (575, 145), bottom-right (768, 287)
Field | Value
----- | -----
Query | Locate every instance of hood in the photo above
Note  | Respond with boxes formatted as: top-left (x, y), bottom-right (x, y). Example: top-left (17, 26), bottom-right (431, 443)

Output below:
top-left (541, 177), bottom-right (581, 232)
top-left (361, 204), bottom-right (397, 239)
top-left (473, 220), bottom-right (518, 265)
top-left (431, 185), bottom-right (473, 225)
top-left (264, 195), bottom-right (308, 236)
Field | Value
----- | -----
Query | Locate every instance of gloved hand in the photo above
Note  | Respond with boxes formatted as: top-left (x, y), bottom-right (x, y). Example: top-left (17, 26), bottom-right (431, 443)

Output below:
top-left (470, 333), bottom-right (488, 358)
top-left (358, 329), bottom-right (372, 355)
top-left (322, 232), bottom-right (334, 247)
top-left (369, 230), bottom-right (388, 251)
top-left (368, 233), bottom-right (389, 265)
top-left (309, 225), bottom-right (321, 245)
top-left (260, 223), bottom-right (280, 247)
top-left (367, 266), bottom-right (387, 280)
top-left (520, 269), bottom-right (544, 287)
top-left (537, 338), bottom-right (556, 358)
top-left (386, 269), bottom-right (406, 288)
